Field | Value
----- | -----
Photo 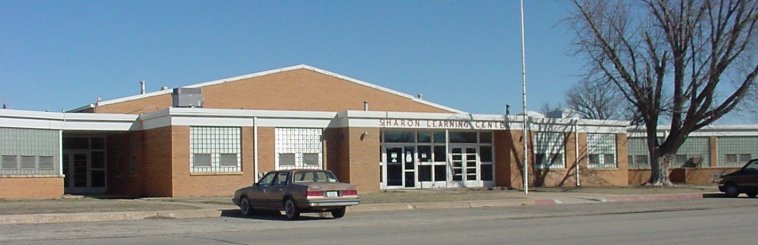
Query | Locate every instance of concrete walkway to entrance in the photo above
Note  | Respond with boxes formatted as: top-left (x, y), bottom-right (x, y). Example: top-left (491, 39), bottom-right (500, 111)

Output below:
top-left (0, 185), bottom-right (724, 225)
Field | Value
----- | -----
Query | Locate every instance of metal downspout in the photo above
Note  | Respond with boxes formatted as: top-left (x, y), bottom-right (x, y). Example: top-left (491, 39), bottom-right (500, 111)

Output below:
top-left (253, 116), bottom-right (259, 182)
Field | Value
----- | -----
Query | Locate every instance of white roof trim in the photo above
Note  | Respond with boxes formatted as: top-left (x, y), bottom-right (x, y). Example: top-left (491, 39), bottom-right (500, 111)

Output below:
top-left (76, 64), bottom-right (465, 114)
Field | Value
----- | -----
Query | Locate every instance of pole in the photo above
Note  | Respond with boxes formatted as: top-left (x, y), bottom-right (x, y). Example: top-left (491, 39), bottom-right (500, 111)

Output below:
top-left (519, 0), bottom-right (529, 195)
top-left (575, 119), bottom-right (580, 187)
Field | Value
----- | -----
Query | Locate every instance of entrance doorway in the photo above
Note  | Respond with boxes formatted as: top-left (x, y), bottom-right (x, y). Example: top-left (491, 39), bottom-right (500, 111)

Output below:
top-left (449, 145), bottom-right (480, 187)
top-left (382, 145), bottom-right (416, 189)
top-left (62, 136), bottom-right (106, 194)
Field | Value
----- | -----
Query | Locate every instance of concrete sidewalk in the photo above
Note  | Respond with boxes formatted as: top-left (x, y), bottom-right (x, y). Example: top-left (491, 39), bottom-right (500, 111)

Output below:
top-left (0, 186), bottom-right (722, 225)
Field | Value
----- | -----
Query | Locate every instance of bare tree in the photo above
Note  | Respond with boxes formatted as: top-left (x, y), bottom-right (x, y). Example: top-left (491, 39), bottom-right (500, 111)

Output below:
top-left (539, 102), bottom-right (564, 116)
top-left (571, 0), bottom-right (758, 186)
top-left (565, 79), bottom-right (626, 120)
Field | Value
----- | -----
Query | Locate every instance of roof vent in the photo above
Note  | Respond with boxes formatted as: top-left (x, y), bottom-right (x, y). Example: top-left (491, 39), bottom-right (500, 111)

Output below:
top-left (140, 81), bottom-right (147, 94)
top-left (172, 87), bottom-right (203, 108)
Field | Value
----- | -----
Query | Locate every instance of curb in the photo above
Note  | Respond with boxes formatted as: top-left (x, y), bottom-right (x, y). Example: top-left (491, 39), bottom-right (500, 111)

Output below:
top-left (0, 193), bottom-right (706, 225)
top-left (348, 199), bottom-right (534, 212)
top-left (0, 209), bottom-right (225, 225)
top-left (604, 193), bottom-right (704, 202)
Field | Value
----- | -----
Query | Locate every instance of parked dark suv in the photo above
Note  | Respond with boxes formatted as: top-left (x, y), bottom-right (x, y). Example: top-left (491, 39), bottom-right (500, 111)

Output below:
top-left (718, 159), bottom-right (758, 198)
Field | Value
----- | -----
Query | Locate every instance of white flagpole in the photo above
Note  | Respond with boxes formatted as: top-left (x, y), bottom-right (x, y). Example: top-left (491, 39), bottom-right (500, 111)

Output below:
top-left (519, 0), bottom-right (529, 195)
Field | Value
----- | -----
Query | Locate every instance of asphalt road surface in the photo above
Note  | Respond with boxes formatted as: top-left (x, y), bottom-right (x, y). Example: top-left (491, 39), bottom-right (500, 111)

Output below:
top-left (1, 198), bottom-right (756, 245)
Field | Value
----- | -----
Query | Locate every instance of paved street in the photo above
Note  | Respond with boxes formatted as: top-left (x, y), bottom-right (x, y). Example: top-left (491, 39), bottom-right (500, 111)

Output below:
top-left (0, 198), bottom-right (755, 245)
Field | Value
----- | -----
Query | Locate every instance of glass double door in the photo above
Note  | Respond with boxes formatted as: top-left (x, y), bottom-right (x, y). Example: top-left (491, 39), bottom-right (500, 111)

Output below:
top-left (383, 145), bottom-right (416, 188)
top-left (449, 145), bottom-right (480, 187)
top-left (63, 150), bottom-right (106, 194)
top-left (383, 144), bottom-right (482, 189)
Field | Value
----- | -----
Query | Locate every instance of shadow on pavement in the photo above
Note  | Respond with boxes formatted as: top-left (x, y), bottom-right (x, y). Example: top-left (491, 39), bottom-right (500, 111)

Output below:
top-left (220, 209), bottom-right (336, 221)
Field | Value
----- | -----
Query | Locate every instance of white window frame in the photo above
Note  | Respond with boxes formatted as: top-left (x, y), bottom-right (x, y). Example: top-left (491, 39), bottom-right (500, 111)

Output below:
top-left (189, 126), bottom-right (241, 173)
top-left (275, 128), bottom-right (323, 170)
top-left (587, 133), bottom-right (617, 168)
top-left (534, 132), bottom-right (565, 169)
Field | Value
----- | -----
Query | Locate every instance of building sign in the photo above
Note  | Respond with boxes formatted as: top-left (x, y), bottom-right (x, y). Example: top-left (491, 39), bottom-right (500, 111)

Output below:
top-left (379, 119), bottom-right (508, 130)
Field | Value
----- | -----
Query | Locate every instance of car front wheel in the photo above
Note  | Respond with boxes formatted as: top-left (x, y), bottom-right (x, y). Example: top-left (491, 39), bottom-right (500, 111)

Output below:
top-left (240, 197), bottom-right (254, 216)
top-left (331, 207), bottom-right (346, 219)
top-left (747, 192), bottom-right (757, 198)
top-left (284, 198), bottom-right (300, 220)
top-left (725, 183), bottom-right (739, 198)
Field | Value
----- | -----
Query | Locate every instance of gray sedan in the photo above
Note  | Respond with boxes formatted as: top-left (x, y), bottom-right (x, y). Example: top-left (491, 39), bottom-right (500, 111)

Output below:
top-left (233, 169), bottom-right (360, 220)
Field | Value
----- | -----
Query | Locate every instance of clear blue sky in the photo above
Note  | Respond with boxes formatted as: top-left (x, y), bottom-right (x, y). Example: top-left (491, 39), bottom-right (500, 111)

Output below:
top-left (1, 0), bottom-right (579, 114)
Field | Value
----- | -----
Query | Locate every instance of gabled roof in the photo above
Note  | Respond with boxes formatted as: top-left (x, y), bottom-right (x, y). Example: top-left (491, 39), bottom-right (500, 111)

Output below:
top-left (69, 64), bottom-right (465, 114)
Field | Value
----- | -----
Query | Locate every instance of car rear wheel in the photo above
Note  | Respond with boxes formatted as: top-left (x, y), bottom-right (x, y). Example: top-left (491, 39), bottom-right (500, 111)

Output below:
top-left (284, 198), bottom-right (300, 220)
top-left (240, 197), bottom-right (254, 216)
top-left (725, 183), bottom-right (739, 198)
top-left (331, 207), bottom-right (346, 219)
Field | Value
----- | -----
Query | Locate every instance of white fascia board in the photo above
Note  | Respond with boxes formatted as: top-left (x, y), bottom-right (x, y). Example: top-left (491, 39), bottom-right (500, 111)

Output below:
top-left (88, 64), bottom-right (465, 114)
top-left (167, 107), bottom-right (337, 119)
top-left (341, 110), bottom-right (522, 130)
top-left (139, 108), bottom-right (338, 130)
top-left (0, 109), bottom-right (138, 131)
top-left (626, 124), bottom-right (758, 137)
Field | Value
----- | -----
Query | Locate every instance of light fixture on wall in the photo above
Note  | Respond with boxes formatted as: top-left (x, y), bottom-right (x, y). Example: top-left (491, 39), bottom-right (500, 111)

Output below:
top-left (360, 131), bottom-right (368, 140)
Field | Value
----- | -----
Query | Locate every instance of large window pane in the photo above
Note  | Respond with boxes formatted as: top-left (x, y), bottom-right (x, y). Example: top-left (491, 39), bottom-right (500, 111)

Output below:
top-left (481, 164), bottom-right (493, 181)
top-left (303, 153), bottom-right (320, 166)
top-left (21, 156), bottom-right (36, 169)
top-left (279, 153), bottom-right (296, 167)
top-left (418, 132), bottom-right (432, 143)
top-left (480, 132), bottom-right (492, 144)
top-left (384, 131), bottom-right (415, 143)
top-left (433, 146), bottom-right (446, 162)
top-left (480, 146), bottom-right (493, 162)
top-left (2, 155), bottom-right (17, 170)
top-left (450, 132), bottom-right (477, 143)
top-left (419, 165), bottom-right (432, 181)
top-left (193, 154), bottom-right (212, 167)
top-left (434, 165), bottom-right (447, 181)
top-left (219, 153), bottom-right (238, 167)
top-left (418, 146), bottom-right (432, 162)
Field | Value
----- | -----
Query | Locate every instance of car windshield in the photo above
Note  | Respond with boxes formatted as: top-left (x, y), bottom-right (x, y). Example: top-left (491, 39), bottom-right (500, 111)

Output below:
top-left (293, 171), bottom-right (338, 183)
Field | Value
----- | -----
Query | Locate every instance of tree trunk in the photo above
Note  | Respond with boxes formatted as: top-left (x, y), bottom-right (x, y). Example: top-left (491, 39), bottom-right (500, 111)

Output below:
top-left (648, 153), bottom-right (674, 186)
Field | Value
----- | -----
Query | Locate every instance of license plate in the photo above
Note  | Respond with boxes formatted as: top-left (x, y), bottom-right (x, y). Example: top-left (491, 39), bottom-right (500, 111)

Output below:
top-left (326, 191), bottom-right (338, 197)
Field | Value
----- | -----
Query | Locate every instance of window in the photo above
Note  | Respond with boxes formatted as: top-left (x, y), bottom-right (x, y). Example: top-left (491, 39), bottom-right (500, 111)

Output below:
top-left (275, 128), bottom-right (323, 170)
top-left (587, 134), bottom-right (616, 168)
top-left (38, 156), bottom-right (54, 170)
top-left (294, 171), bottom-right (338, 183)
top-left (274, 172), bottom-right (290, 185)
top-left (383, 131), bottom-right (415, 143)
top-left (0, 128), bottom-right (59, 175)
top-left (717, 136), bottom-right (758, 167)
top-left (2, 155), bottom-right (17, 170)
top-left (189, 127), bottom-right (241, 173)
top-left (303, 153), bottom-right (320, 167)
top-left (534, 132), bottom-right (565, 169)
top-left (257, 172), bottom-right (275, 187)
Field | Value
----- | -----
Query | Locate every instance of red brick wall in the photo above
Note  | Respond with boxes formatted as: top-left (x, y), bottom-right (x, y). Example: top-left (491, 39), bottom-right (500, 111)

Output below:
top-left (347, 127), bottom-right (380, 194)
top-left (0, 177), bottom-right (63, 199)
top-left (94, 68), bottom-right (452, 114)
top-left (257, 127), bottom-right (275, 175)
top-left (324, 128), bottom-right (350, 182)
top-left (106, 132), bottom-right (145, 197)
top-left (142, 127), bottom-right (174, 196)
top-left (169, 127), bottom-right (256, 197)
top-left (494, 130), bottom-right (515, 188)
